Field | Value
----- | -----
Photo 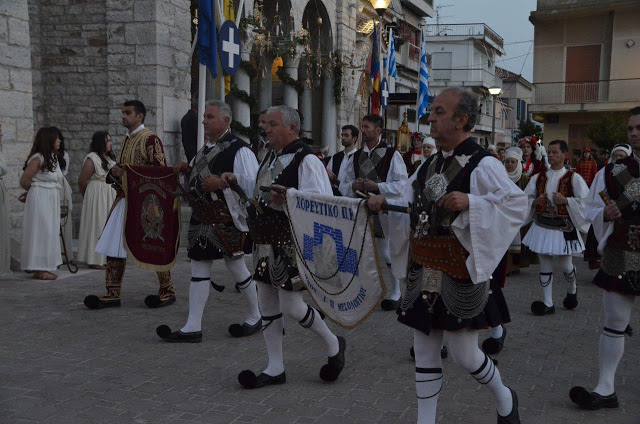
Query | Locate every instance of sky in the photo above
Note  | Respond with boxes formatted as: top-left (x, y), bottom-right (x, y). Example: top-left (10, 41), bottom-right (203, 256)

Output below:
top-left (429, 0), bottom-right (538, 82)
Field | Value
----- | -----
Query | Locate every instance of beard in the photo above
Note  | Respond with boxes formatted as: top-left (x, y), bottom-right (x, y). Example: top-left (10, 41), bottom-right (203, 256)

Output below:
top-left (258, 128), bottom-right (266, 138)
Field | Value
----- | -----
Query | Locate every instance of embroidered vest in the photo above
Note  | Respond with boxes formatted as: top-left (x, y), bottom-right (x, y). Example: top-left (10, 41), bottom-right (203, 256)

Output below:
top-left (119, 128), bottom-right (156, 165)
top-left (353, 143), bottom-right (396, 182)
top-left (604, 157), bottom-right (640, 253)
top-left (535, 169), bottom-right (574, 217)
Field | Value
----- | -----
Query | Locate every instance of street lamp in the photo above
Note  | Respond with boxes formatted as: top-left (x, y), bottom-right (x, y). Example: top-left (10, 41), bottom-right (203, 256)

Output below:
top-left (369, 0), bottom-right (392, 18)
top-left (489, 86), bottom-right (502, 146)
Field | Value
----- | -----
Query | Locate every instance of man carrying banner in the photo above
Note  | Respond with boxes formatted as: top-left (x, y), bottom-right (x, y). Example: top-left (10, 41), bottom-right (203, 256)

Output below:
top-left (227, 105), bottom-right (346, 389)
top-left (339, 114), bottom-right (408, 311)
top-left (569, 107), bottom-right (640, 410)
top-left (84, 100), bottom-right (177, 310)
top-left (155, 100), bottom-right (261, 343)
top-left (369, 88), bottom-right (526, 423)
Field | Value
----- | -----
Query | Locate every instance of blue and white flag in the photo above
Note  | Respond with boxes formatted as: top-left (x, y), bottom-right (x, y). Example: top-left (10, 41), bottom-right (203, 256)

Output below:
top-left (388, 31), bottom-right (397, 80)
top-left (198, 0), bottom-right (218, 78)
top-left (417, 29), bottom-right (429, 119)
top-left (285, 189), bottom-right (386, 329)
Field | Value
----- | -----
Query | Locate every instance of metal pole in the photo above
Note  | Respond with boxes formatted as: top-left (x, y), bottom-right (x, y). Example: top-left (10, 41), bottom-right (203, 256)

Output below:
top-left (491, 94), bottom-right (496, 146)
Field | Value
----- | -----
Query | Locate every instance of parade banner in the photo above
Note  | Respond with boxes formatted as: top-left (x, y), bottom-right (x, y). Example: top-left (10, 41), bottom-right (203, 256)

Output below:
top-left (285, 189), bottom-right (386, 328)
top-left (123, 165), bottom-right (180, 271)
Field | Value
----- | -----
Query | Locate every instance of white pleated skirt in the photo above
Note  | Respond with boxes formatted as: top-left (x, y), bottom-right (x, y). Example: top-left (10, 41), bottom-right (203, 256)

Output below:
top-left (522, 222), bottom-right (585, 256)
top-left (94, 199), bottom-right (127, 259)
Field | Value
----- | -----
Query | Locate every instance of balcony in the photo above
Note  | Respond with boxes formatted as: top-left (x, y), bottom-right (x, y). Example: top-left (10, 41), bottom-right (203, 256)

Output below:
top-left (532, 79), bottom-right (640, 112)
top-left (425, 23), bottom-right (504, 53)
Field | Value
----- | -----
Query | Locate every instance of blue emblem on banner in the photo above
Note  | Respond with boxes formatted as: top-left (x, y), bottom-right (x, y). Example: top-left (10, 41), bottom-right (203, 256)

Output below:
top-left (303, 223), bottom-right (359, 276)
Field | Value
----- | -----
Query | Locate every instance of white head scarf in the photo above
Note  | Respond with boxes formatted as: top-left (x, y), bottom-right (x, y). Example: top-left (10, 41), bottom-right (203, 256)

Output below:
top-left (610, 143), bottom-right (632, 159)
top-left (505, 147), bottom-right (523, 183)
top-left (423, 137), bottom-right (436, 148)
top-left (488, 144), bottom-right (498, 154)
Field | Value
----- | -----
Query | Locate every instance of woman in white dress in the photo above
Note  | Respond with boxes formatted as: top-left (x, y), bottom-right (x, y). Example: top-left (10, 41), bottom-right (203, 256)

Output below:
top-left (52, 127), bottom-right (73, 263)
top-left (0, 124), bottom-right (11, 275)
top-left (20, 127), bottom-right (63, 280)
top-left (77, 132), bottom-right (116, 269)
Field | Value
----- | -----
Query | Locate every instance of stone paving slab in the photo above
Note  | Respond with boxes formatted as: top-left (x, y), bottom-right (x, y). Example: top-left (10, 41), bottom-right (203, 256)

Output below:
top-left (0, 251), bottom-right (638, 423)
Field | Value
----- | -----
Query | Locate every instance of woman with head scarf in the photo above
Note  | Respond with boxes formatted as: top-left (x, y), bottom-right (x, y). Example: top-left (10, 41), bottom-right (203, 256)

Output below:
top-left (422, 136), bottom-right (436, 159)
top-left (583, 143), bottom-right (632, 269)
top-left (519, 136), bottom-right (545, 177)
top-left (504, 147), bottom-right (529, 275)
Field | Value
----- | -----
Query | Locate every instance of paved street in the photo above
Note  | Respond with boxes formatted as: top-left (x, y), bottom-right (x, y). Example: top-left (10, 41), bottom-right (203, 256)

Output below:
top-left (1, 252), bottom-right (638, 424)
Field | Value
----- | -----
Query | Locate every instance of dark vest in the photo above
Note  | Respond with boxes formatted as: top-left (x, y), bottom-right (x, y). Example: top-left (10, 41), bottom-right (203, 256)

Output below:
top-left (603, 156), bottom-right (640, 252)
top-left (352, 143), bottom-right (396, 182)
top-left (331, 150), bottom-right (345, 177)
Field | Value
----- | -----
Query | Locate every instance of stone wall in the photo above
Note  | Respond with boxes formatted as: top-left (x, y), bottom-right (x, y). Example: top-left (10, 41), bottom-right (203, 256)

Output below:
top-left (0, 0), bottom-right (35, 261)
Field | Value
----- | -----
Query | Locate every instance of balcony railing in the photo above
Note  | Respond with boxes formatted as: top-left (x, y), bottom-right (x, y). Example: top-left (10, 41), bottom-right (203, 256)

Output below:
top-left (534, 79), bottom-right (640, 105)
top-left (425, 23), bottom-right (504, 50)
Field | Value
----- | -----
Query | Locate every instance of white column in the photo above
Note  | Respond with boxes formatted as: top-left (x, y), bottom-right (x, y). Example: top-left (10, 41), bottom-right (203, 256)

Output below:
top-left (258, 66), bottom-right (272, 112)
top-left (231, 26), bottom-right (254, 142)
top-left (321, 65), bottom-right (337, 155)
top-left (282, 46), bottom-right (303, 110)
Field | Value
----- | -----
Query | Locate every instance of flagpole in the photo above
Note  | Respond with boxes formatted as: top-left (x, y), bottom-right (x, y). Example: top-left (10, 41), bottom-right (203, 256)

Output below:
top-left (415, 28), bottom-right (423, 133)
top-left (217, 0), bottom-right (225, 101)
top-left (198, 63), bottom-right (206, 150)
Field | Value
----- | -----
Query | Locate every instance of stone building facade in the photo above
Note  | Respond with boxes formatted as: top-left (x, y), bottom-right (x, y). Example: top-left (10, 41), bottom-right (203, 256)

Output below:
top-left (0, 0), bottom-right (432, 269)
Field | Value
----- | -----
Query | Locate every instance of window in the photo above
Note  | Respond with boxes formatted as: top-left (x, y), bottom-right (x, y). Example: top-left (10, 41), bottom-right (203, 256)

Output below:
top-left (565, 45), bottom-right (601, 102)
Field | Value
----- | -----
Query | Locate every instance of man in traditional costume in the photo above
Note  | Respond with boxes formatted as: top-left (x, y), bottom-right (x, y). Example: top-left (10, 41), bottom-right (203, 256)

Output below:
top-left (569, 107), bottom-right (640, 410)
top-left (250, 110), bottom-right (270, 164)
top-left (575, 146), bottom-right (598, 187)
top-left (326, 124), bottom-right (358, 195)
top-left (369, 88), bottom-right (525, 424)
top-left (340, 114), bottom-right (408, 311)
top-left (234, 105), bottom-right (346, 389)
top-left (155, 100), bottom-right (261, 342)
top-left (84, 100), bottom-right (176, 309)
top-left (522, 139), bottom-right (589, 316)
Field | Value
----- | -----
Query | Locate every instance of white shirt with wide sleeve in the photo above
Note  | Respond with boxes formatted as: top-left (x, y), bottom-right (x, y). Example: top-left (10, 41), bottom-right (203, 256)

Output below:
top-left (390, 155), bottom-right (528, 284)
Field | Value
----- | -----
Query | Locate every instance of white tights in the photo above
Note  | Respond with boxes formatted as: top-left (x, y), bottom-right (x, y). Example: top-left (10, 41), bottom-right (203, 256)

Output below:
top-left (413, 329), bottom-right (513, 424)
top-left (593, 291), bottom-right (634, 396)
top-left (377, 239), bottom-right (401, 301)
top-left (538, 254), bottom-right (576, 307)
top-left (257, 284), bottom-right (339, 377)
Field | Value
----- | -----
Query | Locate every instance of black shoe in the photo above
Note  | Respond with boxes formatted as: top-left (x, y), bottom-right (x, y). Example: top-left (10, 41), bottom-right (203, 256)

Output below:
top-left (144, 295), bottom-right (176, 308)
top-left (531, 301), bottom-right (555, 316)
top-left (238, 370), bottom-right (286, 389)
top-left (569, 386), bottom-right (619, 410)
top-left (228, 321), bottom-right (261, 338)
top-left (84, 295), bottom-right (121, 310)
top-left (497, 387), bottom-right (520, 424)
top-left (482, 327), bottom-right (507, 355)
top-left (381, 299), bottom-right (399, 311)
top-left (320, 336), bottom-right (346, 382)
top-left (563, 291), bottom-right (578, 310)
top-left (156, 325), bottom-right (202, 343)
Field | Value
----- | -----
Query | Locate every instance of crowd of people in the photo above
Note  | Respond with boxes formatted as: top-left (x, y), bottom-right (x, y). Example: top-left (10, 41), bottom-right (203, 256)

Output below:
top-left (1, 88), bottom-right (638, 424)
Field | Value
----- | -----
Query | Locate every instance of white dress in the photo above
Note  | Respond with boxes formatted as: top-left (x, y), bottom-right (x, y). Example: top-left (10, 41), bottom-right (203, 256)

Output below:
top-left (0, 152), bottom-right (10, 275)
top-left (59, 151), bottom-right (73, 261)
top-left (77, 153), bottom-right (116, 265)
top-left (21, 153), bottom-right (63, 271)
top-left (522, 168), bottom-right (589, 256)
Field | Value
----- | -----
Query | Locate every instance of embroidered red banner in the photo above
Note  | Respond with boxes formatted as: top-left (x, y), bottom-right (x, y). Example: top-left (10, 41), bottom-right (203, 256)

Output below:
top-left (123, 165), bottom-right (180, 271)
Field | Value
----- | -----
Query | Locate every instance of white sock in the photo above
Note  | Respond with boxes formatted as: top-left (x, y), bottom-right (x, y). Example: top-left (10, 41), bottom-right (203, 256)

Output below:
top-left (388, 276), bottom-right (401, 301)
top-left (181, 280), bottom-right (210, 333)
top-left (470, 354), bottom-right (513, 417)
top-left (414, 330), bottom-right (443, 424)
top-left (280, 290), bottom-right (339, 357)
top-left (225, 257), bottom-right (261, 325)
top-left (258, 284), bottom-right (285, 376)
top-left (448, 330), bottom-right (513, 417)
top-left (540, 272), bottom-right (553, 307)
top-left (593, 328), bottom-right (624, 396)
top-left (564, 267), bottom-right (577, 295)
top-left (490, 325), bottom-right (503, 339)
top-left (378, 240), bottom-right (400, 301)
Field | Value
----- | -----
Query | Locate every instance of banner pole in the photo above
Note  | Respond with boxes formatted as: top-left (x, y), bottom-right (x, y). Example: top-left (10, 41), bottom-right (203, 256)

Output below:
top-left (197, 63), bottom-right (207, 150)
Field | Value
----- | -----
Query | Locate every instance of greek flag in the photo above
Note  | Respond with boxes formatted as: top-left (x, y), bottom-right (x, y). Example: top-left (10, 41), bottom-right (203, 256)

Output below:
top-left (388, 31), bottom-right (397, 80)
top-left (417, 29), bottom-right (429, 118)
top-left (198, 0), bottom-right (218, 78)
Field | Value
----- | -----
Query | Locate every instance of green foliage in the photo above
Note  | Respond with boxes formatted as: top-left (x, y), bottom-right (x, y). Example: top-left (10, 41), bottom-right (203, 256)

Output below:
top-left (228, 83), bottom-right (258, 112)
top-left (517, 120), bottom-right (543, 139)
top-left (240, 60), bottom-right (257, 81)
top-left (586, 113), bottom-right (629, 152)
top-left (333, 55), bottom-right (343, 106)
top-left (276, 67), bottom-right (304, 94)
top-left (231, 120), bottom-right (257, 140)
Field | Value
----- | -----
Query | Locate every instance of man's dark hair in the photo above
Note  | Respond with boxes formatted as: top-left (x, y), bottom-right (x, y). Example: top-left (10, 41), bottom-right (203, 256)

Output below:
top-left (630, 106), bottom-right (640, 116)
top-left (124, 100), bottom-right (147, 122)
top-left (362, 114), bottom-right (384, 130)
top-left (549, 139), bottom-right (569, 153)
top-left (342, 125), bottom-right (359, 138)
top-left (498, 147), bottom-right (505, 153)
top-left (441, 87), bottom-right (478, 132)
